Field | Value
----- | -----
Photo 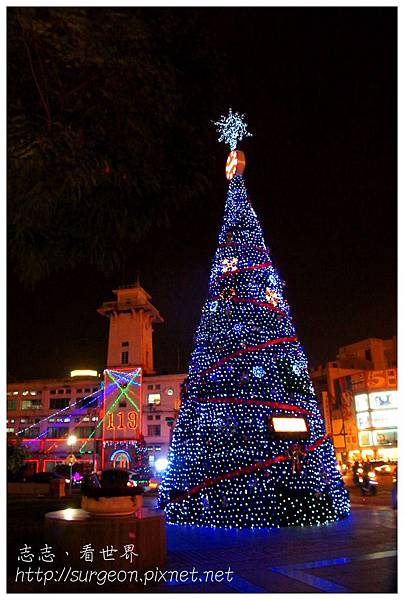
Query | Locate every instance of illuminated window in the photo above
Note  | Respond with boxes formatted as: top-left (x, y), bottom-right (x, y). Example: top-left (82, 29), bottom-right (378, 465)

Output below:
top-left (21, 399), bottom-right (42, 410)
top-left (148, 393), bottom-right (161, 405)
top-left (7, 400), bottom-right (16, 411)
top-left (121, 351), bottom-right (129, 365)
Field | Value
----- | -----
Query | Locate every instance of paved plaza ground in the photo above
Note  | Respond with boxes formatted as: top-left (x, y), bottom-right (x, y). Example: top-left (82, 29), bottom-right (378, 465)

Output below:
top-left (7, 491), bottom-right (397, 593)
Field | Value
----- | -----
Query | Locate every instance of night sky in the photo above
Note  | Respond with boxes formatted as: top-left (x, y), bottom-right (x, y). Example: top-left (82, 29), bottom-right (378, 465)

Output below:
top-left (7, 7), bottom-right (397, 381)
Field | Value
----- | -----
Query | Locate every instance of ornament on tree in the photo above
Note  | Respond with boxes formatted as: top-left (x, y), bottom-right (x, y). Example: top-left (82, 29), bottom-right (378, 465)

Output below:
top-left (222, 257), bottom-right (238, 273)
top-left (220, 287), bottom-right (236, 301)
top-left (201, 495), bottom-right (210, 509)
top-left (265, 287), bottom-right (279, 306)
top-left (210, 301), bottom-right (219, 312)
top-left (286, 443), bottom-right (308, 475)
top-left (239, 370), bottom-right (249, 386)
top-left (252, 366), bottom-right (265, 378)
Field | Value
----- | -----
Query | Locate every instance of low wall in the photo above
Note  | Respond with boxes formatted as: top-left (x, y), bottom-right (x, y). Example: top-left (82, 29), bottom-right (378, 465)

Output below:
top-left (8, 482), bottom-right (50, 496)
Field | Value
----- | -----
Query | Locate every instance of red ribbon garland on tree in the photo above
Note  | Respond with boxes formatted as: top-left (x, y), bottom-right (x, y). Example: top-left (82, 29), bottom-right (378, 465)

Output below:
top-left (196, 336), bottom-right (299, 379)
top-left (168, 434), bottom-right (328, 505)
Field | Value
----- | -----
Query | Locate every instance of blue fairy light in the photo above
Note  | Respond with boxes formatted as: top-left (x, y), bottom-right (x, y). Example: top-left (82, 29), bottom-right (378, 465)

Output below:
top-left (159, 113), bottom-right (350, 529)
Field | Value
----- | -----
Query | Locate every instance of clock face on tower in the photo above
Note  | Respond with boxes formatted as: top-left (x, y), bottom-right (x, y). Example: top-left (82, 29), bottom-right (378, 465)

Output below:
top-left (225, 150), bottom-right (246, 180)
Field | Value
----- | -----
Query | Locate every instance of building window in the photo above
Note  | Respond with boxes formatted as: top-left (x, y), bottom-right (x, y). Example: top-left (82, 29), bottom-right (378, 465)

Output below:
top-left (92, 387), bottom-right (98, 392)
top-left (147, 425), bottom-right (161, 437)
top-left (76, 388), bottom-right (82, 393)
top-left (365, 349), bottom-right (372, 362)
top-left (122, 341), bottom-right (129, 347)
top-left (50, 390), bottom-right (56, 394)
top-left (155, 415), bottom-right (161, 420)
top-left (24, 427), bottom-right (40, 439)
top-left (84, 388), bottom-right (91, 393)
top-left (47, 427), bottom-right (69, 439)
top-left (147, 415), bottom-right (154, 421)
top-left (147, 393), bottom-right (161, 405)
top-left (21, 399), bottom-right (42, 410)
top-left (66, 388), bottom-right (71, 393)
top-left (49, 398), bottom-right (69, 410)
top-left (76, 427), bottom-right (94, 438)
top-left (155, 385), bottom-right (161, 390)
top-left (6, 428), bottom-right (14, 433)
top-left (147, 385), bottom-right (154, 390)
top-left (7, 400), bottom-right (17, 411)
top-left (121, 351), bottom-right (129, 365)
top-left (57, 389), bottom-right (65, 394)
top-left (21, 400), bottom-right (42, 410)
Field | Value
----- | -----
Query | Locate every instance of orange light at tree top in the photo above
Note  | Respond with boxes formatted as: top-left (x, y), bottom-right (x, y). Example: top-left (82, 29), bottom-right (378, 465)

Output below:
top-left (225, 150), bottom-right (246, 180)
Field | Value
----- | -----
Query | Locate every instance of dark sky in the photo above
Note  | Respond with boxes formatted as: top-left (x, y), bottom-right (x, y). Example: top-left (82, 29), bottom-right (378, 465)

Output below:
top-left (8, 7), bottom-right (397, 381)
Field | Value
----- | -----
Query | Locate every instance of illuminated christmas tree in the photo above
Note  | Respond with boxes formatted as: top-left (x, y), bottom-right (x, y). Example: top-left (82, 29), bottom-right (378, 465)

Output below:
top-left (159, 109), bottom-right (350, 527)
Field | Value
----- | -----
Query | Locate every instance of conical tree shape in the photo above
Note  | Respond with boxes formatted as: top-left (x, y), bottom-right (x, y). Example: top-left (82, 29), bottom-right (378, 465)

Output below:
top-left (159, 162), bottom-right (350, 528)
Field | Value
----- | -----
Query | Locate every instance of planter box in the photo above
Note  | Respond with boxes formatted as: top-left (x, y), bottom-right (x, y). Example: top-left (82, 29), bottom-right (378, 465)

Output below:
top-left (8, 482), bottom-right (50, 496)
top-left (81, 494), bottom-right (142, 516)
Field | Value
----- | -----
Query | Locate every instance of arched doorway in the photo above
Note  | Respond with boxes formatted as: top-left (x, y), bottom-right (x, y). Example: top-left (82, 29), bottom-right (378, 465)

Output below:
top-left (110, 450), bottom-right (131, 470)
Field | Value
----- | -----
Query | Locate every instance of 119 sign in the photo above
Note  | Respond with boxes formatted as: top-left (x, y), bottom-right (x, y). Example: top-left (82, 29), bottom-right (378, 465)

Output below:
top-left (106, 411), bottom-right (138, 430)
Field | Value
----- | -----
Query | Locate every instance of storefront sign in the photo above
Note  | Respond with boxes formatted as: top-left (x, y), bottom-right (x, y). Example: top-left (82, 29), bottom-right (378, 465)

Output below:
top-left (372, 429), bottom-right (397, 447)
top-left (354, 394), bottom-right (369, 412)
top-left (368, 391), bottom-right (397, 410)
top-left (371, 409), bottom-right (398, 429)
top-left (358, 431), bottom-right (372, 447)
top-left (356, 411), bottom-right (371, 430)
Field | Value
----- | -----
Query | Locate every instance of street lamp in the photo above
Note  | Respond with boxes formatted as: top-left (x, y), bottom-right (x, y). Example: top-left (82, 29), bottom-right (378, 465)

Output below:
top-left (67, 435), bottom-right (77, 496)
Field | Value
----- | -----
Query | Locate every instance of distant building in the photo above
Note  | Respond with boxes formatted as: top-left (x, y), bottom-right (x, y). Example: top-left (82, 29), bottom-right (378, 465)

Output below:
top-left (7, 282), bottom-right (187, 476)
top-left (310, 337), bottom-right (397, 463)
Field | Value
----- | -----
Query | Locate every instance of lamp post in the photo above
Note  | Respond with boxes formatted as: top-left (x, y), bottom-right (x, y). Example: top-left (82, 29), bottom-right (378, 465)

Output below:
top-left (67, 435), bottom-right (77, 496)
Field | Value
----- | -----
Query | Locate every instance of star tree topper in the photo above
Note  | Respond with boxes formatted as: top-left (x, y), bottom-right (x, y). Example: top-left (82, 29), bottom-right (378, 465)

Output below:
top-left (213, 108), bottom-right (253, 151)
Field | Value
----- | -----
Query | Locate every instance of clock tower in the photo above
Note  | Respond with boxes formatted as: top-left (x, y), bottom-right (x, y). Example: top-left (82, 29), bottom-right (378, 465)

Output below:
top-left (98, 281), bottom-right (164, 374)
